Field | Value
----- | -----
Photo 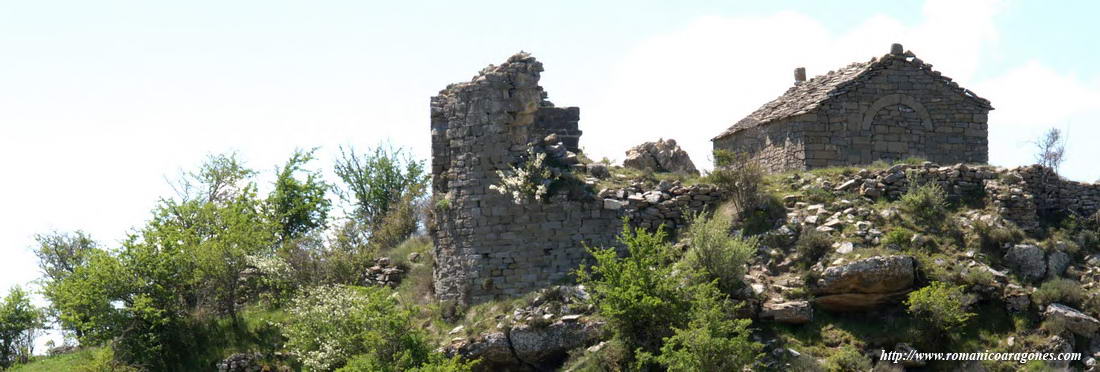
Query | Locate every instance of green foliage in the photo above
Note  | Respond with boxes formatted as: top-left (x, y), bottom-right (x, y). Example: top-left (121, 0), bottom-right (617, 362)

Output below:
top-left (33, 231), bottom-right (97, 285)
top-left (643, 284), bottom-right (762, 371)
top-left (899, 181), bottom-right (948, 227)
top-left (282, 285), bottom-right (456, 372)
top-left (882, 228), bottom-right (914, 249)
top-left (368, 183), bottom-right (425, 251)
top-left (707, 150), bottom-right (764, 218)
top-left (684, 211), bottom-right (756, 293)
top-left (822, 344), bottom-right (871, 372)
top-left (75, 346), bottom-right (140, 372)
top-left (0, 287), bottom-right (44, 369)
top-left (268, 148), bottom-right (332, 242)
top-left (970, 220), bottom-right (1025, 251)
top-left (576, 224), bottom-right (690, 354)
top-left (906, 282), bottom-right (975, 334)
top-left (795, 229), bottom-right (833, 265)
top-left (334, 144), bottom-right (427, 230)
top-left (1031, 278), bottom-right (1084, 308)
top-left (47, 250), bottom-right (129, 344)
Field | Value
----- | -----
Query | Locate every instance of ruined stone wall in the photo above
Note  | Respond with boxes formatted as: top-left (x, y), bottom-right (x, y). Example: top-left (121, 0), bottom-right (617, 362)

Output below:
top-left (712, 118), bottom-right (807, 173)
top-left (429, 54), bottom-right (624, 304)
top-left (806, 55), bottom-right (990, 168)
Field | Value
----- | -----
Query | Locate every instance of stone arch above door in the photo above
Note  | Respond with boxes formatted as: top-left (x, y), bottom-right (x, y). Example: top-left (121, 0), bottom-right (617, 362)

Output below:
top-left (861, 94), bottom-right (932, 131)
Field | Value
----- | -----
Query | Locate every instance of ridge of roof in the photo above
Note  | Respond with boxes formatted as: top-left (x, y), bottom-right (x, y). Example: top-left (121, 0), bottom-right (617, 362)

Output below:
top-left (713, 51), bottom-right (993, 141)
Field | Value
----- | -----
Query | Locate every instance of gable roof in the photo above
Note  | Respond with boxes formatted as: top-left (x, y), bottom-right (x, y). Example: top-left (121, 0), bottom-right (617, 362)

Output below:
top-left (713, 50), bottom-right (993, 141)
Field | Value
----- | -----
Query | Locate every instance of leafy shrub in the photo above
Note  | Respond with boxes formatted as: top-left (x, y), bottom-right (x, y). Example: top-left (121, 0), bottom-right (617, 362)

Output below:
top-left (823, 344), bottom-right (871, 372)
top-left (739, 196), bottom-right (786, 236)
top-left (684, 211), bottom-right (756, 293)
top-left (971, 220), bottom-right (1025, 251)
top-left (643, 284), bottom-right (762, 371)
top-left (576, 225), bottom-right (689, 354)
top-left (282, 285), bottom-right (453, 371)
top-left (369, 183), bottom-right (425, 250)
top-left (795, 229), bottom-right (833, 266)
top-left (906, 282), bottom-right (974, 333)
top-left (75, 346), bottom-right (140, 372)
top-left (267, 148), bottom-right (332, 243)
top-left (900, 181), bottom-right (948, 227)
top-left (1031, 278), bottom-right (1084, 308)
top-left (0, 287), bottom-right (43, 368)
top-left (707, 150), bottom-right (764, 218)
top-left (882, 228), bottom-right (915, 249)
top-left (962, 267), bottom-right (996, 287)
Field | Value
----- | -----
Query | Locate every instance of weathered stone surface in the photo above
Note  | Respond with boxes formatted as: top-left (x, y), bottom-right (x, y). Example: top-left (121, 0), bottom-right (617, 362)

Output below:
top-left (1045, 303), bottom-right (1100, 337)
top-left (713, 43), bottom-right (991, 173)
top-left (1004, 244), bottom-right (1046, 282)
top-left (622, 138), bottom-right (699, 175)
top-left (760, 300), bottom-right (813, 324)
top-left (1047, 250), bottom-right (1071, 278)
top-left (813, 255), bottom-right (916, 311)
top-left (446, 319), bottom-right (605, 369)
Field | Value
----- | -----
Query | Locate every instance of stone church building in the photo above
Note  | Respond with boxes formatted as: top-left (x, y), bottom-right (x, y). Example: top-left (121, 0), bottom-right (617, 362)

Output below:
top-left (712, 43), bottom-right (993, 173)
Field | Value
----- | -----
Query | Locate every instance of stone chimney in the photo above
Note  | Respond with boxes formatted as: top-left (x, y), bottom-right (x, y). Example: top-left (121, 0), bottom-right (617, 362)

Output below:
top-left (891, 43), bottom-right (904, 56)
top-left (794, 67), bottom-right (806, 84)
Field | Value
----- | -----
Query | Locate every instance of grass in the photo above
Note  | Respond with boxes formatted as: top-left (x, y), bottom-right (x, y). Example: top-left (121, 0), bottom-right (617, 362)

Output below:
top-left (9, 348), bottom-right (98, 372)
top-left (595, 165), bottom-right (703, 191)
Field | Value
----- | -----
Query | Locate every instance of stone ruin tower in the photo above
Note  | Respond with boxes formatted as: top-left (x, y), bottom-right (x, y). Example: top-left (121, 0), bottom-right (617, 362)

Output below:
top-left (429, 53), bottom-right (622, 304)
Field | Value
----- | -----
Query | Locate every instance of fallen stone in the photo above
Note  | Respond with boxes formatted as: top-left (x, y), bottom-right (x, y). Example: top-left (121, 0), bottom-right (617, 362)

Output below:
top-left (813, 255), bottom-right (916, 311)
top-left (760, 300), bottom-right (813, 324)
top-left (1045, 303), bottom-right (1100, 337)
top-left (1004, 244), bottom-right (1046, 282)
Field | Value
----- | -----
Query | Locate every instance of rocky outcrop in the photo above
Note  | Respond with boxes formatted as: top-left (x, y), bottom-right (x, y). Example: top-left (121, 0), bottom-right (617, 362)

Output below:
top-left (812, 255), bottom-right (916, 311)
top-left (760, 300), bottom-right (813, 324)
top-left (446, 319), bottom-right (605, 370)
top-left (1003, 244), bottom-right (1046, 282)
top-left (623, 139), bottom-right (699, 175)
top-left (1044, 303), bottom-right (1100, 337)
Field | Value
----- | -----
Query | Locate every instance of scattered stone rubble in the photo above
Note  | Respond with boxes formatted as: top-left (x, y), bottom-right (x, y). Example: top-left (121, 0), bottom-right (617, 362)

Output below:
top-left (362, 257), bottom-right (404, 288)
top-left (622, 138), bottom-right (699, 175)
top-left (596, 180), bottom-right (723, 231)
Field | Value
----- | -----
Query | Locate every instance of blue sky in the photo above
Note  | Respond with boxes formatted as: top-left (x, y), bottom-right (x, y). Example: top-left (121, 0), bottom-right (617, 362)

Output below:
top-left (2, 0), bottom-right (1099, 348)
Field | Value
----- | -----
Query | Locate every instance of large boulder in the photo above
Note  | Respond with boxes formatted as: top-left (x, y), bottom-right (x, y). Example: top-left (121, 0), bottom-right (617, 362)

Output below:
top-left (622, 138), bottom-right (698, 175)
top-left (446, 318), bottom-right (605, 370)
top-left (813, 255), bottom-right (917, 311)
top-left (1044, 303), bottom-right (1100, 337)
top-left (1004, 244), bottom-right (1046, 282)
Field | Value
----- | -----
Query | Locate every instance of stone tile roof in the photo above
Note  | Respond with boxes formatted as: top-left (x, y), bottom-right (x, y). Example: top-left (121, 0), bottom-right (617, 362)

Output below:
top-left (713, 52), bottom-right (993, 141)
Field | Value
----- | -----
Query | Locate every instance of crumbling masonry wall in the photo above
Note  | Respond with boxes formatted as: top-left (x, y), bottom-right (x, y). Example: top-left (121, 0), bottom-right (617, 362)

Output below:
top-left (429, 53), bottom-right (623, 304)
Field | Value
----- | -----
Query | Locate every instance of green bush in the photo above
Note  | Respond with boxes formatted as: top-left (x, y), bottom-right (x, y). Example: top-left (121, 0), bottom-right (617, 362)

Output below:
top-left (971, 220), bottom-right (1025, 251)
top-left (899, 181), bottom-right (948, 227)
top-left (823, 345), bottom-right (871, 372)
top-left (795, 229), bottom-right (834, 266)
top-left (684, 212), bottom-right (756, 293)
top-left (1031, 278), bottom-right (1084, 308)
top-left (0, 287), bottom-right (43, 369)
top-left (282, 285), bottom-right (458, 371)
top-left (707, 150), bottom-right (764, 218)
top-left (882, 228), bottom-right (915, 249)
top-left (906, 282), bottom-right (974, 334)
top-left (576, 225), bottom-right (689, 354)
top-left (643, 284), bottom-right (762, 371)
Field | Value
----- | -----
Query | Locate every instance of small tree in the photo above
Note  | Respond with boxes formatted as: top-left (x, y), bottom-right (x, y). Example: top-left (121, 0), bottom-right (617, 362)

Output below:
top-left (33, 231), bottom-right (97, 285)
top-left (334, 144), bottom-right (427, 231)
top-left (268, 148), bottom-right (332, 243)
top-left (0, 286), bottom-right (44, 368)
top-left (707, 150), bottom-right (764, 218)
top-left (906, 282), bottom-right (974, 335)
top-left (647, 283), bottom-right (761, 371)
top-left (1033, 127), bottom-right (1066, 173)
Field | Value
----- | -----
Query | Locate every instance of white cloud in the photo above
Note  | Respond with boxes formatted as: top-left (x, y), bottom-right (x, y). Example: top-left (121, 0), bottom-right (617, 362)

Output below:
top-left (583, 0), bottom-right (1011, 173)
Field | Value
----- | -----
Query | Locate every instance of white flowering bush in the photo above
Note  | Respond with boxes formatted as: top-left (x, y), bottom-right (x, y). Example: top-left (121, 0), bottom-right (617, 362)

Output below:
top-left (244, 254), bottom-right (297, 305)
top-left (489, 148), bottom-right (562, 204)
top-left (282, 285), bottom-right (473, 372)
